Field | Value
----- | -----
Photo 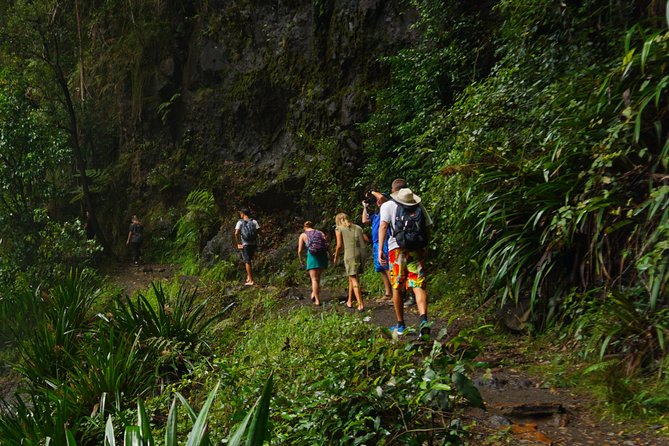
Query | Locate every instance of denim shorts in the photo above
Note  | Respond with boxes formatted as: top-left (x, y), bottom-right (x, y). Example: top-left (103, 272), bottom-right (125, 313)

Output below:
top-left (241, 244), bottom-right (257, 263)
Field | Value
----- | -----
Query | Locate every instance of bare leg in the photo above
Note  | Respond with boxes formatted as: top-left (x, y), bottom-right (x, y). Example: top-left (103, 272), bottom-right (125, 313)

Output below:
top-left (392, 286), bottom-right (404, 322)
top-left (309, 269), bottom-right (321, 305)
top-left (388, 249), bottom-right (405, 323)
top-left (351, 275), bottom-right (363, 310)
top-left (380, 270), bottom-right (391, 297)
top-left (245, 263), bottom-right (254, 284)
top-left (413, 286), bottom-right (427, 317)
top-left (346, 276), bottom-right (353, 307)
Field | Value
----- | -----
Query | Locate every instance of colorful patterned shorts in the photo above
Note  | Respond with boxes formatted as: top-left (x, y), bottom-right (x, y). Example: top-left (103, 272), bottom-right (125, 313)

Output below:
top-left (388, 248), bottom-right (426, 289)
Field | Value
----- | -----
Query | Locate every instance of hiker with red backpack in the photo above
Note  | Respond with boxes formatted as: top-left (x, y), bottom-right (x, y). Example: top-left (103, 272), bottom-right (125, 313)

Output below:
top-left (378, 179), bottom-right (433, 338)
top-left (298, 221), bottom-right (328, 306)
top-left (235, 208), bottom-right (260, 286)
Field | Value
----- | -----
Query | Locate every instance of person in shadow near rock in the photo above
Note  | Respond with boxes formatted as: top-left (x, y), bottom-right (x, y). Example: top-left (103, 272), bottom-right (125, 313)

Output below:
top-left (298, 221), bottom-right (328, 306)
top-left (333, 212), bottom-right (368, 311)
top-left (235, 207), bottom-right (260, 286)
top-left (361, 191), bottom-right (392, 302)
top-left (126, 215), bottom-right (143, 265)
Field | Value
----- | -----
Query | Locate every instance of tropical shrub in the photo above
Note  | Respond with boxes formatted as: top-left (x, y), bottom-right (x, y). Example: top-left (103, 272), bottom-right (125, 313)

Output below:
top-left (173, 189), bottom-right (219, 274)
top-left (109, 282), bottom-right (231, 378)
top-left (456, 2), bottom-right (669, 373)
top-left (15, 270), bottom-right (101, 385)
top-left (59, 375), bottom-right (272, 446)
top-left (0, 387), bottom-right (82, 446)
top-left (67, 330), bottom-right (156, 413)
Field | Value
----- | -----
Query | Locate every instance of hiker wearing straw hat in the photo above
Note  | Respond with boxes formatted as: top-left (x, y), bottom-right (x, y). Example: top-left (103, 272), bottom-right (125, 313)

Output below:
top-left (378, 179), bottom-right (433, 338)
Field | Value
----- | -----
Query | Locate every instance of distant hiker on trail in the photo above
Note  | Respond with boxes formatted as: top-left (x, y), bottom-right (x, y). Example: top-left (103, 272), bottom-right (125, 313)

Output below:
top-left (298, 221), bottom-right (328, 306)
top-left (235, 208), bottom-right (260, 286)
top-left (362, 191), bottom-right (392, 302)
top-left (378, 179), bottom-right (433, 338)
top-left (126, 215), bottom-right (143, 265)
top-left (333, 212), bottom-right (368, 311)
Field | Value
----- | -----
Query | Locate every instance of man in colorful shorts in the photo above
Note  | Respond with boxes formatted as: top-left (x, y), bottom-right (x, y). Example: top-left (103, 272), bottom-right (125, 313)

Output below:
top-left (378, 179), bottom-right (433, 337)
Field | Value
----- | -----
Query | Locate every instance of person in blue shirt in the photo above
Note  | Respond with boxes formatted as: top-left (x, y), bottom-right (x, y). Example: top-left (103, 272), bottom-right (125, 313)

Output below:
top-left (361, 191), bottom-right (392, 301)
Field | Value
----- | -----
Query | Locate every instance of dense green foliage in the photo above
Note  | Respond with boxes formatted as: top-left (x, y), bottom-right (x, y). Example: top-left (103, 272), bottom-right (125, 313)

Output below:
top-left (362, 0), bottom-right (669, 384)
top-left (0, 0), bottom-right (668, 443)
top-left (0, 272), bottom-right (484, 445)
top-left (0, 71), bottom-right (97, 291)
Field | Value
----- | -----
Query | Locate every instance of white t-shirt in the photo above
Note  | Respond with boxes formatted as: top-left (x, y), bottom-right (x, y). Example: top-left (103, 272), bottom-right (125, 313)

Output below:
top-left (379, 201), bottom-right (433, 251)
top-left (235, 218), bottom-right (260, 245)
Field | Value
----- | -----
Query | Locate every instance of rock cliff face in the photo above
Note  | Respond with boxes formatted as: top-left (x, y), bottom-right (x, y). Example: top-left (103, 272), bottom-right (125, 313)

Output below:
top-left (184, 0), bottom-right (414, 154)
top-left (115, 0), bottom-right (417, 258)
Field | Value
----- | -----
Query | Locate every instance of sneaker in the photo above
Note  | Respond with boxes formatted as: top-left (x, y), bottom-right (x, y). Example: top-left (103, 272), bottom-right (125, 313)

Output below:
top-left (389, 324), bottom-right (405, 336)
top-left (418, 321), bottom-right (431, 339)
top-left (403, 296), bottom-right (416, 307)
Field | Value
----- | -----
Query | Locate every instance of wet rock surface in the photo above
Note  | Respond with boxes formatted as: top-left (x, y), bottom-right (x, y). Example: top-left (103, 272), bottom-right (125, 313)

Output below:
top-left (462, 361), bottom-right (668, 445)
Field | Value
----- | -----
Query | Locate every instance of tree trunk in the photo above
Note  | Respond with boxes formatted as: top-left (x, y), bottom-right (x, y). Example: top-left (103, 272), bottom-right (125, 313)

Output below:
top-left (48, 34), bottom-right (111, 253)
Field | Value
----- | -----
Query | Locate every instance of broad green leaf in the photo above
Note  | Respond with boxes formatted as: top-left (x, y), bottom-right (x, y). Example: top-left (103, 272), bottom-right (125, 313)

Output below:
top-left (185, 381), bottom-right (220, 446)
top-left (176, 393), bottom-right (198, 421)
top-left (124, 426), bottom-right (142, 446)
top-left (452, 371), bottom-right (485, 409)
top-left (99, 392), bottom-right (107, 420)
top-left (600, 334), bottom-right (614, 359)
top-left (65, 429), bottom-right (77, 446)
top-left (622, 49), bottom-right (636, 78)
top-left (657, 327), bottom-right (666, 352)
top-left (655, 76), bottom-right (668, 107)
top-left (165, 398), bottom-right (178, 446)
top-left (227, 404), bottom-right (256, 446)
top-left (245, 373), bottom-right (274, 446)
top-left (641, 36), bottom-right (654, 73)
top-left (104, 416), bottom-right (116, 446)
top-left (137, 400), bottom-right (155, 446)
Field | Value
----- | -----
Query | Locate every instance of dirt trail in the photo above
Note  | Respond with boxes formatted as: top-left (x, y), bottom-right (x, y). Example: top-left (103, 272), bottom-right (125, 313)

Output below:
top-left (106, 263), bottom-right (669, 446)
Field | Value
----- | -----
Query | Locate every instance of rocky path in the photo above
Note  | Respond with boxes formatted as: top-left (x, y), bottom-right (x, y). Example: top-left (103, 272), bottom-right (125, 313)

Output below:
top-left (106, 263), bottom-right (669, 446)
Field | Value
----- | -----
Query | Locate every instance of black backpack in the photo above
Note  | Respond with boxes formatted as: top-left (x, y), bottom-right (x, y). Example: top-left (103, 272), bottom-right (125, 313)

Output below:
top-left (240, 219), bottom-right (258, 244)
top-left (131, 223), bottom-right (143, 243)
top-left (393, 203), bottom-right (428, 250)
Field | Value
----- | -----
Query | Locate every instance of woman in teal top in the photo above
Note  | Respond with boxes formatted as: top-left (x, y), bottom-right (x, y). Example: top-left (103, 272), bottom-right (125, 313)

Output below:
top-left (333, 213), bottom-right (368, 311)
top-left (298, 221), bottom-right (328, 306)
